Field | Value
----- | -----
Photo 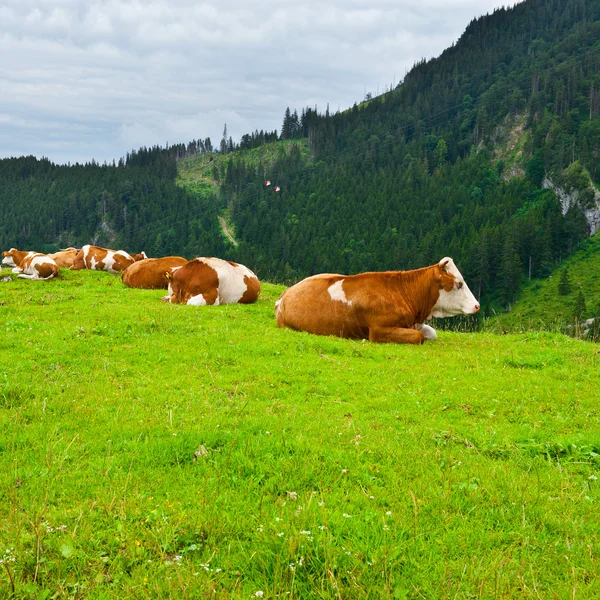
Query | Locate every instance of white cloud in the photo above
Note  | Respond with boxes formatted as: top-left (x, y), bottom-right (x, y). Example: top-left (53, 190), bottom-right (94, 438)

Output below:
top-left (0, 0), bottom-right (524, 164)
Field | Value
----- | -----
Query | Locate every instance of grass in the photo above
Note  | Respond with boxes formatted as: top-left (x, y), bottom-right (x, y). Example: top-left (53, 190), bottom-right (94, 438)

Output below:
top-left (1, 268), bottom-right (599, 598)
top-left (495, 233), bottom-right (600, 331)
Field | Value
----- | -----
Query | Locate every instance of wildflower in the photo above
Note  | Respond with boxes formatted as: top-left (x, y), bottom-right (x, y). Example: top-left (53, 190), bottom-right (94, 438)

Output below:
top-left (386, 511), bottom-right (392, 516)
top-left (255, 592), bottom-right (264, 598)
top-left (318, 525), bottom-right (326, 530)
top-left (300, 530), bottom-right (311, 535)
top-left (277, 532), bottom-right (284, 537)
top-left (286, 491), bottom-right (297, 501)
top-left (289, 563), bottom-right (296, 571)
top-left (342, 513), bottom-right (352, 518)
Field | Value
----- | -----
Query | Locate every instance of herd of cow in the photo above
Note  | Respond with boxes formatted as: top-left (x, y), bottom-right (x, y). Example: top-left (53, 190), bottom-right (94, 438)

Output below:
top-left (2, 244), bottom-right (480, 344)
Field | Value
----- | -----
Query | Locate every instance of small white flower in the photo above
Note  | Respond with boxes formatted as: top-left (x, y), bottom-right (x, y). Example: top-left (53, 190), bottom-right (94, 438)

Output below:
top-left (342, 513), bottom-right (352, 518)
top-left (289, 563), bottom-right (296, 571)
top-left (287, 491), bottom-right (298, 501)
top-left (341, 469), bottom-right (348, 474)
top-left (386, 511), bottom-right (392, 516)
top-left (318, 501), bottom-right (324, 507)
top-left (300, 530), bottom-right (311, 535)
top-left (277, 532), bottom-right (284, 537)
top-left (318, 525), bottom-right (326, 530)
top-left (255, 592), bottom-right (264, 598)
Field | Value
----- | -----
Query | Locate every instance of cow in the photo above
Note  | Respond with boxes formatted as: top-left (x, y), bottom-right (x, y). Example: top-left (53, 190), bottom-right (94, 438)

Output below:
top-left (49, 247), bottom-right (79, 268)
top-left (2, 248), bottom-right (59, 280)
top-left (71, 245), bottom-right (147, 274)
top-left (165, 257), bottom-right (260, 305)
top-left (121, 256), bottom-right (188, 289)
top-left (275, 257), bottom-right (480, 345)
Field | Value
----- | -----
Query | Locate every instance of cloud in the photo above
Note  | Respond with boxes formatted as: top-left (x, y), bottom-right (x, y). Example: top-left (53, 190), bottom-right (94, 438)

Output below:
top-left (0, 0), bottom-right (523, 164)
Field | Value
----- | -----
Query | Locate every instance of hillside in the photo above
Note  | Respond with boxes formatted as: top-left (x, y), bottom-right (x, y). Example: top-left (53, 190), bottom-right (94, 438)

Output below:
top-left (494, 231), bottom-right (600, 329)
top-left (1, 268), bottom-right (599, 597)
top-left (1, 0), bottom-right (599, 319)
top-left (203, 0), bottom-right (600, 312)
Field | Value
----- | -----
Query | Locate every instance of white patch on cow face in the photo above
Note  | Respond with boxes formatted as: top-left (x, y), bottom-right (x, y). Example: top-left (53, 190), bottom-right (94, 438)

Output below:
top-left (429, 257), bottom-right (480, 318)
top-left (187, 293), bottom-right (208, 306)
top-left (2, 253), bottom-right (16, 266)
top-left (328, 280), bottom-right (352, 305)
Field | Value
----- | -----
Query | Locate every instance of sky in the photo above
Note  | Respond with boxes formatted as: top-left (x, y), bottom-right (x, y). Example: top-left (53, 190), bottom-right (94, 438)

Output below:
top-left (0, 0), bottom-right (523, 165)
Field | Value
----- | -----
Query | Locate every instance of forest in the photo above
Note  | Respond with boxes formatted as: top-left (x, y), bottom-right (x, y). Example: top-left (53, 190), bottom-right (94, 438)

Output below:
top-left (1, 0), bottom-right (599, 313)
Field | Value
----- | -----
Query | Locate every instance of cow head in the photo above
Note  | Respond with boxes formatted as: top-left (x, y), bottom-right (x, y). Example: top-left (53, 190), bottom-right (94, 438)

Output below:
top-left (133, 251), bottom-right (147, 261)
top-left (2, 248), bottom-right (18, 267)
top-left (429, 257), bottom-right (480, 318)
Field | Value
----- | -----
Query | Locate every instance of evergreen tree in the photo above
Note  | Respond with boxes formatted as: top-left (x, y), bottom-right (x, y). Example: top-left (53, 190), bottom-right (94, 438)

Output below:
top-left (558, 268), bottom-right (572, 295)
top-left (573, 289), bottom-right (587, 320)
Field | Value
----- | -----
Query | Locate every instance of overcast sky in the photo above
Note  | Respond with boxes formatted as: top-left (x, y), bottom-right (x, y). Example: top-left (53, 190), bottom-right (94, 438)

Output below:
top-left (0, 0), bottom-right (523, 165)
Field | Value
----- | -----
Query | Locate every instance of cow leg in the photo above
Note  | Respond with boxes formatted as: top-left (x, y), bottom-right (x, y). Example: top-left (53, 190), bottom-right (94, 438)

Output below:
top-left (369, 326), bottom-right (425, 345)
top-left (416, 323), bottom-right (437, 340)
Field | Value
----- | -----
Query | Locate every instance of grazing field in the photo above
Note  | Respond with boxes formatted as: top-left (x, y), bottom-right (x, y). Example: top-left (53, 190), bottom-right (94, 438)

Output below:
top-left (1, 269), bottom-right (599, 599)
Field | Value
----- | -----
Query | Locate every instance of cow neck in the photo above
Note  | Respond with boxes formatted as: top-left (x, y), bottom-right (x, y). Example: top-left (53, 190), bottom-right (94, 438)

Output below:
top-left (391, 265), bottom-right (440, 324)
top-left (11, 250), bottom-right (31, 267)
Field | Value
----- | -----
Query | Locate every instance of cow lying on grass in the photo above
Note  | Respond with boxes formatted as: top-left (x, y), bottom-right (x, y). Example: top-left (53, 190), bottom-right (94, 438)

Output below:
top-left (122, 256), bottom-right (188, 289)
top-left (164, 257), bottom-right (260, 305)
top-left (275, 257), bottom-right (479, 344)
top-left (71, 245), bottom-right (147, 274)
top-left (49, 247), bottom-right (79, 268)
top-left (2, 248), bottom-right (59, 280)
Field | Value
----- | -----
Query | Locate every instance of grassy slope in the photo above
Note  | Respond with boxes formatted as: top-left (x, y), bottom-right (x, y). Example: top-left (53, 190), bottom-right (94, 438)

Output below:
top-left (496, 233), bottom-right (600, 330)
top-left (176, 140), bottom-right (311, 194)
top-left (1, 268), bottom-right (599, 599)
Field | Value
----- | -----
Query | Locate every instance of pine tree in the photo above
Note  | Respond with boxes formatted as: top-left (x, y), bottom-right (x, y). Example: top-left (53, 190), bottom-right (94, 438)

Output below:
top-left (558, 268), bottom-right (572, 295)
top-left (573, 289), bottom-right (586, 320)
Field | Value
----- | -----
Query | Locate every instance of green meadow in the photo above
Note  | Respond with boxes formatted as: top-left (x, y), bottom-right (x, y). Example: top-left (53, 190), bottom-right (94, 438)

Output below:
top-left (1, 269), bottom-right (599, 599)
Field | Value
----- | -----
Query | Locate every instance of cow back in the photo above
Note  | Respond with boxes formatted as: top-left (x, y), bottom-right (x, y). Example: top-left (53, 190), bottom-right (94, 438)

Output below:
top-left (122, 256), bottom-right (188, 289)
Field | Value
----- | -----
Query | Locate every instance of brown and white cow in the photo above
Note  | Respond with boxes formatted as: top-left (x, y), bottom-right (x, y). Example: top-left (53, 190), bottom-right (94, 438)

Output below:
top-left (122, 256), bottom-right (188, 289)
top-left (165, 257), bottom-right (260, 305)
top-left (275, 258), bottom-right (480, 345)
top-left (71, 244), bottom-right (147, 274)
top-left (49, 247), bottom-right (79, 268)
top-left (2, 248), bottom-right (59, 280)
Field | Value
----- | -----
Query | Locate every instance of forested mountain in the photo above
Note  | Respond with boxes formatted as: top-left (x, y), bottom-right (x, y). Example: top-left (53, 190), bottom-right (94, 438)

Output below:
top-left (1, 0), bottom-right (599, 317)
top-left (0, 148), bottom-right (227, 259)
top-left (214, 0), bottom-right (600, 313)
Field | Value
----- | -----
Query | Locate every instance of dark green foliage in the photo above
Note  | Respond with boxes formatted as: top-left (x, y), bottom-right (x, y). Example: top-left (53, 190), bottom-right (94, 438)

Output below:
top-left (558, 268), bottom-right (572, 295)
top-left (0, 148), bottom-right (228, 260)
top-left (573, 289), bottom-right (587, 319)
top-left (217, 0), bottom-right (599, 309)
